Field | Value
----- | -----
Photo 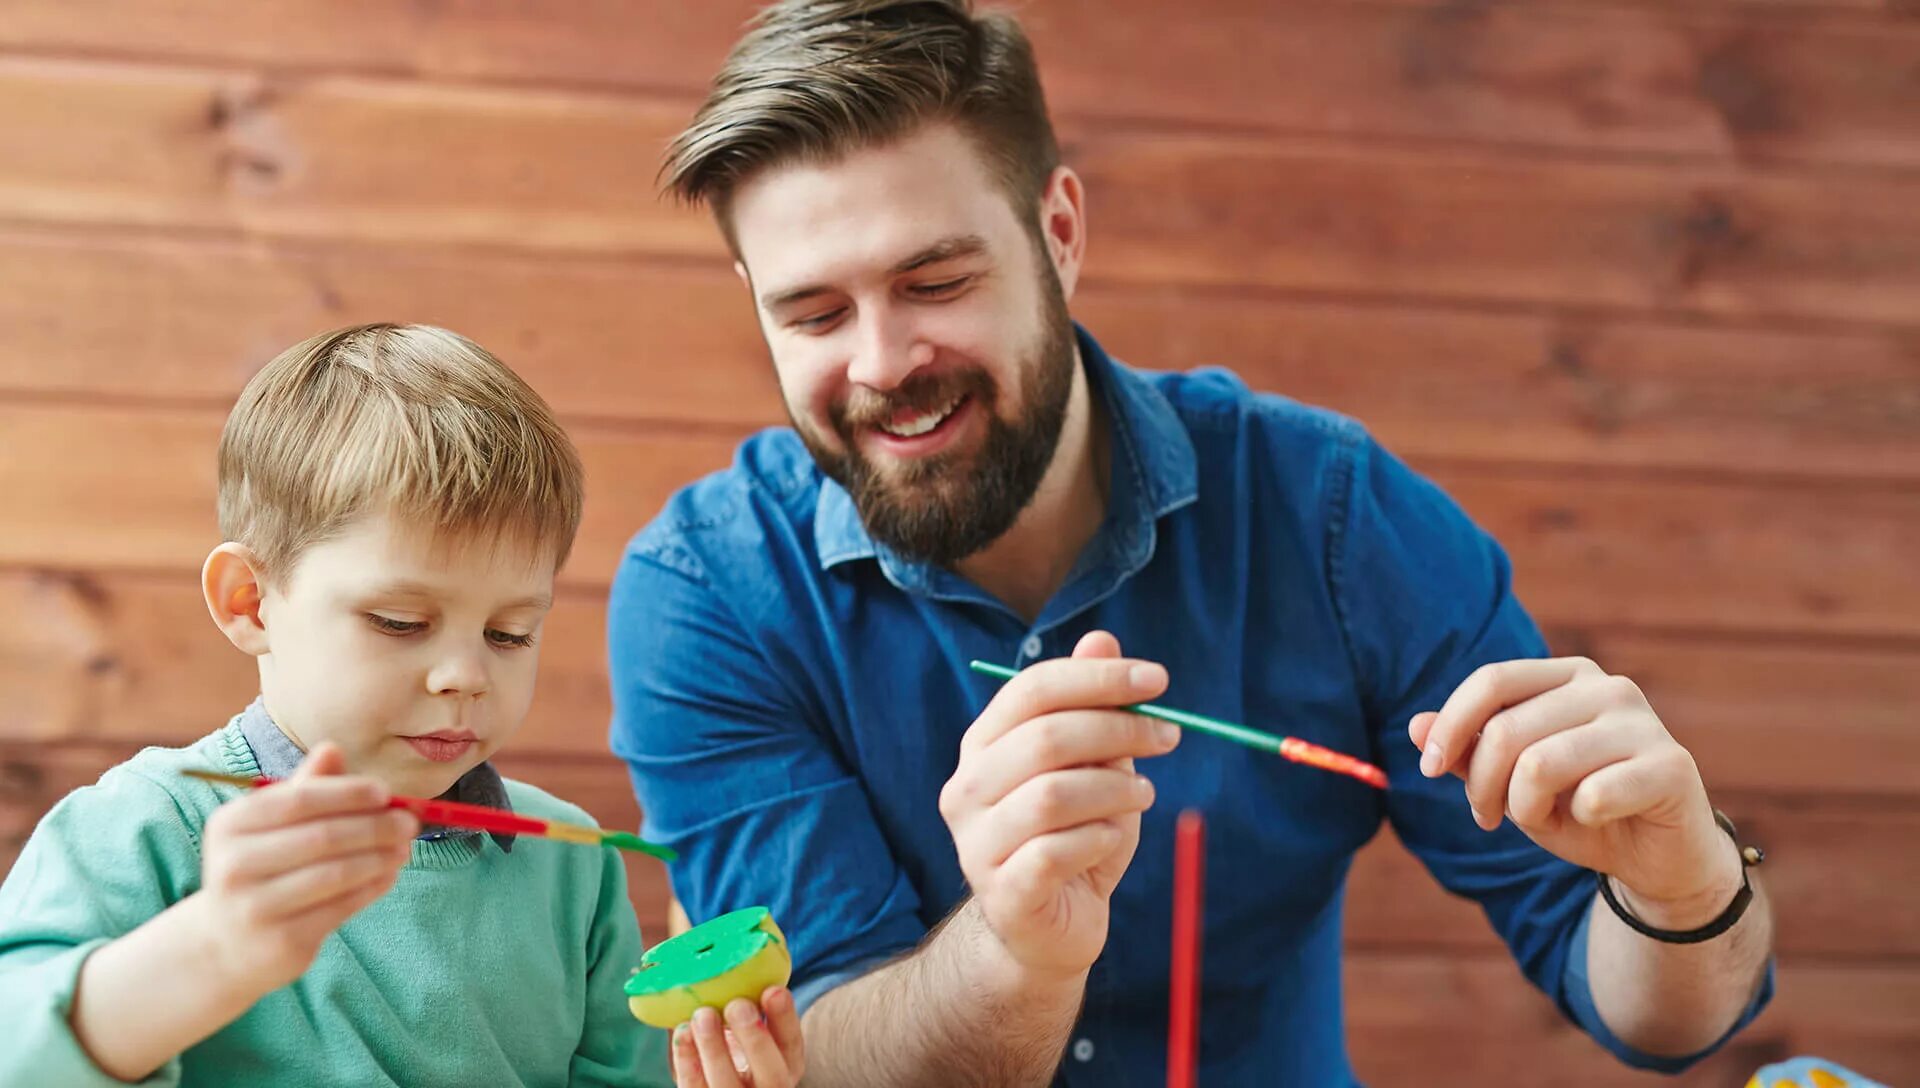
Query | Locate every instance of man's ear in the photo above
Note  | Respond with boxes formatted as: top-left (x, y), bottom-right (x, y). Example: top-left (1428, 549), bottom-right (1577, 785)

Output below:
top-left (203, 543), bottom-right (270, 656)
top-left (1036, 165), bottom-right (1087, 301)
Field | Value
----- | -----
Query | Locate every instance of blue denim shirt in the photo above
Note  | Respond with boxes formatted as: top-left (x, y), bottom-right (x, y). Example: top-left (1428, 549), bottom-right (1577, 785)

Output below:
top-left (608, 327), bottom-right (1770, 1085)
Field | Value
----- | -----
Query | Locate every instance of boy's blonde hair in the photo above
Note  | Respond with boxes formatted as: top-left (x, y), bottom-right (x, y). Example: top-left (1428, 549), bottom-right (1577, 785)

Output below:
top-left (218, 323), bottom-right (583, 581)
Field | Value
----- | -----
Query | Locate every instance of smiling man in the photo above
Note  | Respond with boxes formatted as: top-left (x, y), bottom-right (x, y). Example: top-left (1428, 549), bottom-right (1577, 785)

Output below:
top-left (607, 2), bottom-right (1775, 1084)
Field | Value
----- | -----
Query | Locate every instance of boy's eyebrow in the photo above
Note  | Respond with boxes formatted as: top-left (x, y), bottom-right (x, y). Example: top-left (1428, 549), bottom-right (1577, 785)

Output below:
top-left (357, 581), bottom-right (552, 611)
top-left (758, 233), bottom-right (990, 311)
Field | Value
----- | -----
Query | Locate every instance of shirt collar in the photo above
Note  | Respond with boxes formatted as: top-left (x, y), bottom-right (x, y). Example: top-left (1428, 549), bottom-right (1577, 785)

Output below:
top-left (235, 696), bottom-right (516, 853)
top-left (812, 323), bottom-right (1198, 600)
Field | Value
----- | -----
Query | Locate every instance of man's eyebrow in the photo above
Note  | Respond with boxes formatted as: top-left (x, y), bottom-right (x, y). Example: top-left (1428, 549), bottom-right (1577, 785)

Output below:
top-left (891, 234), bottom-right (988, 275)
top-left (759, 234), bottom-right (990, 310)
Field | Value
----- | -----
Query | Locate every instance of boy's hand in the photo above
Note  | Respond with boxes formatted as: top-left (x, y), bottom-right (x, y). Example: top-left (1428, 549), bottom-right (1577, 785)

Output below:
top-left (670, 986), bottom-right (805, 1088)
top-left (195, 743), bottom-right (417, 995)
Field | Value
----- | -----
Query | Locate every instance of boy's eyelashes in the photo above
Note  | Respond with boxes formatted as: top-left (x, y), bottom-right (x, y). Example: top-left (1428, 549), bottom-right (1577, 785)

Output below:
top-left (363, 613), bottom-right (538, 649)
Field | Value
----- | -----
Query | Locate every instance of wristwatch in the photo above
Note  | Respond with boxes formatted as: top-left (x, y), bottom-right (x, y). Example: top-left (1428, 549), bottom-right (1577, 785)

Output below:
top-left (1596, 808), bottom-right (1764, 944)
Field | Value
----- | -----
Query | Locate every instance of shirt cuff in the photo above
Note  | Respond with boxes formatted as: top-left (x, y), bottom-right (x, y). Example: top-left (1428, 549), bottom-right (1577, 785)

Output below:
top-left (4, 939), bottom-right (182, 1087)
top-left (1561, 901), bottom-right (1776, 1073)
top-left (788, 948), bottom-right (913, 1017)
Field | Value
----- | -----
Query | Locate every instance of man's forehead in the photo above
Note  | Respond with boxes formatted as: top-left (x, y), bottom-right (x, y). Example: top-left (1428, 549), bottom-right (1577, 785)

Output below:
top-left (730, 128), bottom-right (1020, 286)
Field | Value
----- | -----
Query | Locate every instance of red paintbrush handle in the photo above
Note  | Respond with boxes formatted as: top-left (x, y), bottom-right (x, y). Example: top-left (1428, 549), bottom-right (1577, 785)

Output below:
top-left (205, 772), bottom-right (554, 838)
top-left (1168, 809), bottom-right (1205, 1088)
top-left (392, 795), bottom-right (550, 836)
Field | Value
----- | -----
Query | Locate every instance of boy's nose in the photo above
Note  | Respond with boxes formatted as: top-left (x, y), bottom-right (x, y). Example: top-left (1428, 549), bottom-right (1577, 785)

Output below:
top-left (427, 649), bottom-right (491, 698)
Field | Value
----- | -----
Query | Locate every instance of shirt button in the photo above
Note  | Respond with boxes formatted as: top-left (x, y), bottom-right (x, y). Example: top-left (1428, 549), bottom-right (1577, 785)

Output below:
top-left (1071, 1038), bottom-right (1095, 1062)
top-left (1020, 634), bottom-right (1044, 660)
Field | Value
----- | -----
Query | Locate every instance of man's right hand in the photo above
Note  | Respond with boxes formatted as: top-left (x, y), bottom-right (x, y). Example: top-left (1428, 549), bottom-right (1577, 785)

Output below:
top-left (939, 631), bottom-right (1178, 981)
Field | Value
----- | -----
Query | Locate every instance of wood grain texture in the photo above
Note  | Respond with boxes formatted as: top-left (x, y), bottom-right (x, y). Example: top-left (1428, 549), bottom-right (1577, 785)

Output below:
top-left (6, 2), bottom-right (1919, 169)
top-left (1346, 806), bottom-right (1920, 957)
top-left (0, 402), bottom-right (741, 591)
top-left (6, 58), bottom-right (1920, 325)
top-left (1345, 952), bottom-right (1919, 1086)
top-left (4, 230), bottom-right (1917, 482)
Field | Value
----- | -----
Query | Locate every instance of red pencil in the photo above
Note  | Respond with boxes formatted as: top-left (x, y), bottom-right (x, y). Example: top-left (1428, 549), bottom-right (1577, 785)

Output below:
top-left (1168, 809), bottom-right (1205, 1088)
top-left (180, 769), bottom-right (675, 860)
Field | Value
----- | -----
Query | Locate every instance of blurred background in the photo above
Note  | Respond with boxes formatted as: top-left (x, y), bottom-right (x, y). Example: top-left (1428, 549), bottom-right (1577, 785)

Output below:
top-left (1, 1), bottom-right (1916, 1083)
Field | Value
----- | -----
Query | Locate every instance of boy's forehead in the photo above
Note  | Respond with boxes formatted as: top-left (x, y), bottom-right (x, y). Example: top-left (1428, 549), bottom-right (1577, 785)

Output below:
top-left (295, 514), bottom-right (557, 604)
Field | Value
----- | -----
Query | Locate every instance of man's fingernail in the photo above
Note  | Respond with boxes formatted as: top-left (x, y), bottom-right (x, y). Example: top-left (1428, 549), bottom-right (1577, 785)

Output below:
top-left (1130, 663), bottom-right (1166, 691)
top-left (1419, 742), bottom-right (1443, 777)
top-left (1156, 721), bottom-right (1180, 748)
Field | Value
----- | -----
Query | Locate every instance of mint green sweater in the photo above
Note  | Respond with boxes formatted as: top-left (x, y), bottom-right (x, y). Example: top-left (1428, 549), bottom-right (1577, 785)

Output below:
top-left (0, 722), bottom-right (670, 1087)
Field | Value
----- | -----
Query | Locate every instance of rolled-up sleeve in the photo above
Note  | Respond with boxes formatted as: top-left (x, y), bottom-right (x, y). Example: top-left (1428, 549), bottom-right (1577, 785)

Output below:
top-left (1329, 433), bottom-right (1770, 1070)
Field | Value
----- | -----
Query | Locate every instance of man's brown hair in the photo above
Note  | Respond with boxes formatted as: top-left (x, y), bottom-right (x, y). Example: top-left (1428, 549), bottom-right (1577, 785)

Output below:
top-left (662, 0), bottom-right (1059, 234)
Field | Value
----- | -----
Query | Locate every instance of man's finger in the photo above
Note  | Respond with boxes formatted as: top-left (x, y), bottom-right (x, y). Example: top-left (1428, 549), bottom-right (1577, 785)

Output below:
top-left (1460, 680), bottom-right (1611, 829)
top-left (966, 711), bottom-right (1176, 804)
top-left (760, 987), bottom-right (805, 1080)
top-left (671, 1023), bottom-right (711, 1088)
top-left (1420, 658), bottom-right (1600, 779)
top-left (1498, 719), bottom-right (1640, 830)
top-left (964, 656), bottom-right (1169, 752)
top-left (995, 821), bottom-right (1125, 916)
top-left (688, 1006), bottom-right (743, 1088)
top-left (980, 768), bottom-right (1152, 865)
top-left (724, 998), bottom-right (791, 1088)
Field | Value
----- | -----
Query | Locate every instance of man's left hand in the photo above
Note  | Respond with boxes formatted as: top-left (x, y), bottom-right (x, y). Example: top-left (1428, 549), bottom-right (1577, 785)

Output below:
top-left (1410, 657), bottom-right (1743, 929)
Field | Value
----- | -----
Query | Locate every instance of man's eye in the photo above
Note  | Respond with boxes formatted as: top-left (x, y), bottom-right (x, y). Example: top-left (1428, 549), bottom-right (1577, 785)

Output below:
top-left (910, 277), bottom-right (970, 298)
top-left (793, 308), bottom-right (847, 332)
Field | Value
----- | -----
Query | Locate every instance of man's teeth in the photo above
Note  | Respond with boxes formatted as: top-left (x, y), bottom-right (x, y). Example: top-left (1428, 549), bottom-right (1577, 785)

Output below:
top-left (878, 397), bottom-right (961, 438)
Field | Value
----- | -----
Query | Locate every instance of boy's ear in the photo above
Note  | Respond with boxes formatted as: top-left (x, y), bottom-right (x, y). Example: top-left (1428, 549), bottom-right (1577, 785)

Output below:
top-left (203, 543), bottom-right (270, 656)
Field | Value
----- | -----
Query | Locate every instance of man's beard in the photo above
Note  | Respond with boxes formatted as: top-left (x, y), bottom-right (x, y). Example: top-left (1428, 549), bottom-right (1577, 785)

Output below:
top-left (795, 275), bottom-right (1076, 567)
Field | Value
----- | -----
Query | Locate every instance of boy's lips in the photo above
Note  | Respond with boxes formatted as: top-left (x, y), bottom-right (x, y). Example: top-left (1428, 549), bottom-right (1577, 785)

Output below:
top-left (403, 730), bottom-right (478, 763)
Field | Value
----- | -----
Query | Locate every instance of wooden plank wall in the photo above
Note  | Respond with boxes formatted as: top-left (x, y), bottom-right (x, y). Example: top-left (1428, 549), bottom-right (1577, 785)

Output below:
top-left (1, 1), bottom-right (1916, 1082)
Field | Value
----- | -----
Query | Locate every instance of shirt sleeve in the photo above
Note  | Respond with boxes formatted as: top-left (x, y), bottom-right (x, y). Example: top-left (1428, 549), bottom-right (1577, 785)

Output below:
top-left (0, 769), bottom-right (196, 1087)
top-left (568, 842), bottom-right (673, 1087)
top-left (1326, 432), bottom-right (1770, 1071)
top-left (607, 546), bottom-right (926, 1015)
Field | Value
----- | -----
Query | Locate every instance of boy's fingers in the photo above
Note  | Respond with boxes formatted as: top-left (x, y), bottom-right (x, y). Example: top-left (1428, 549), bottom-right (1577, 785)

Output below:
top-left (688, 1006), bottom-right (743, 1088)
top-left (220, 810), bottom-right (418, 879)
top-left (291, 743), bottom-right (348, 780)
top-left (724, 998), bottom-right (792, 1088)
top-left (671, 1024), bottom-right (711, 1088)
top-left (218, 777), bottom-right (393, 833)
top-left (761, 987), bottom-right (805, 1080)
top-left (252, 845), bottom-right (406, 922)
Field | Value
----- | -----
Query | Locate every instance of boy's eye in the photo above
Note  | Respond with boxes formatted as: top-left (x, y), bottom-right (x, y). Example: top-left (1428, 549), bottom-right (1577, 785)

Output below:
top-left (367, 614), bottom-right (426, 636)
top-left (487, 629), bottom-right (537, 649)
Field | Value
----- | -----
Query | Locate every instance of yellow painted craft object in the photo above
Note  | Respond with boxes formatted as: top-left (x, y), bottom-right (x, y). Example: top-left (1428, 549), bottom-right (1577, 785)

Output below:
top-left (1745, 1058), bottom-right (1886, 1088)
top-left (624, 906), bottom-right (791, 1029)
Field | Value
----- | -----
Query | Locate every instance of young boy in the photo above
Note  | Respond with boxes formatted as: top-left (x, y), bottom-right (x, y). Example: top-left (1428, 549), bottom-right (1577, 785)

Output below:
top-left (0, 324), bottom-right (802, 1087)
